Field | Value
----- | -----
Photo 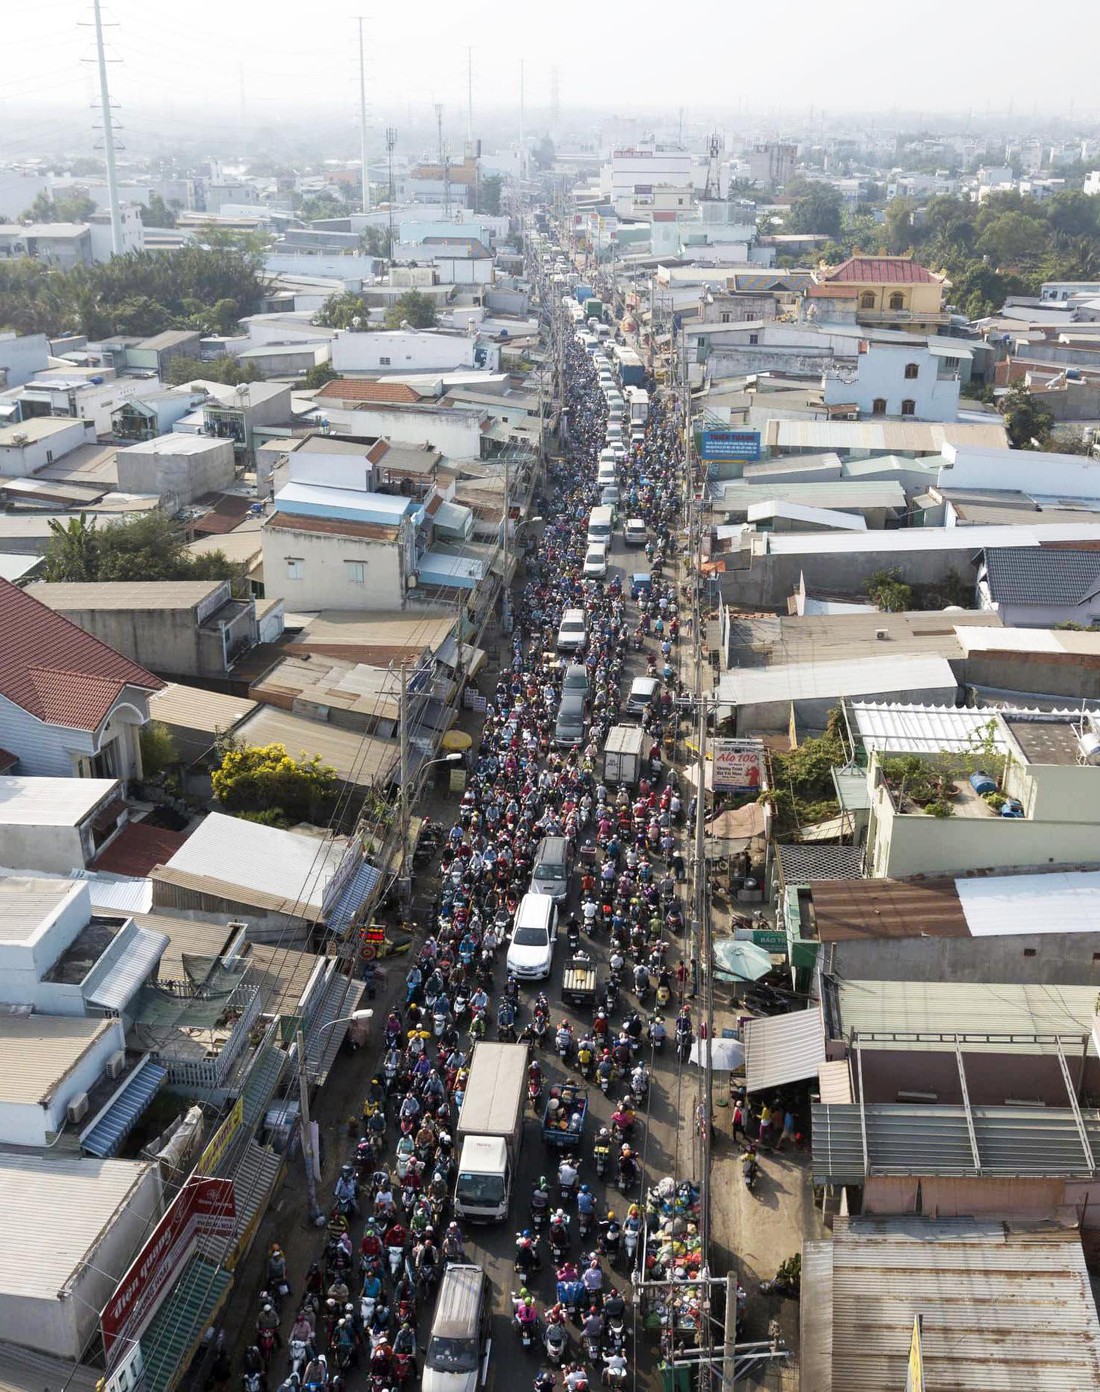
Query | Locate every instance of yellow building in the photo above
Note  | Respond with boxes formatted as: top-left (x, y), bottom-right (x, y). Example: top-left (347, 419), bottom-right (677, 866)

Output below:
top-left (817, 256), bottom-right (949, 330)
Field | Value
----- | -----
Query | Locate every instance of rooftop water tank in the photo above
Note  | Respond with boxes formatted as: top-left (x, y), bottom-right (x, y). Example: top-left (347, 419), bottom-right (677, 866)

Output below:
top-left (969, 770), bottom-right (996, 796)
top-left (1078, 731), bottom-right (1100, 766)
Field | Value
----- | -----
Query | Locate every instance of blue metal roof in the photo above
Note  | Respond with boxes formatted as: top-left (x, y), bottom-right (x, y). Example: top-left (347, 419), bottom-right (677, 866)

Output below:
top-left (325, 859), bottom-right (382, 934)
top-left (275, 481), bottom-right (420, 527)
top-left (81, 1056), bottom-right (168, 1158)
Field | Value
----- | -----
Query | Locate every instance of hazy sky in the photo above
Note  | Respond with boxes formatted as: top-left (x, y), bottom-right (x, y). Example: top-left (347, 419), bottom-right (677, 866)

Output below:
top-left (1, 0), bottom-right (1094, 143)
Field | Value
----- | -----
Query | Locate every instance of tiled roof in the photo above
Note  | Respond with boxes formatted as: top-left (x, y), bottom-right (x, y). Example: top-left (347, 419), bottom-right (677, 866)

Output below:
top-left (983, 546), bottom-right (1100, 606)
top-left (0, 581), bottom-right (163, 731)
top-left (264, 512), bottom-right (400, 543)
top-left (92, 820), bottom-right (188, 877)
top-left (823, 256), bottom-right (940, 285)
top-left (314, 380), bottom-right (422, 404)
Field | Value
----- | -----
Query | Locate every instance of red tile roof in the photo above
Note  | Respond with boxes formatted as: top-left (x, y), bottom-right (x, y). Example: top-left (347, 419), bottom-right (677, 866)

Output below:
top-left (92, 818), bottom-right (187, 876)
top-left (0, 579), bottom-right (163, 731)
top-left (823, 256), bottom-right (941, 285)
top-left (192, 493), bottom-right (254, 537)
top-left (315, 380), bottom-right (422, 404)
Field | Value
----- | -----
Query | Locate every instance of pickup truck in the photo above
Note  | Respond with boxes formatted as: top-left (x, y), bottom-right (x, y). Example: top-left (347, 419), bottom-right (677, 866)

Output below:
top-left (542, 1083), bottom-right (588, 1149)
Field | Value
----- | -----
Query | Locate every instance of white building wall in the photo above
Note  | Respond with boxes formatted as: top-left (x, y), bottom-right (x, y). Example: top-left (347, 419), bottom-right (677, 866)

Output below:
top-left (88, 205), bottom-right (145, 263)
top-left (940, 446), bottom-right (1100, 498)
top-left (0, 333), bottom-right (50, 388)
top-left (116, 437), bottom-right (236, 504)
top-left (0, 1019), bottom-right (125, 1147)
top-left (29, 376), bottom-right (165, 436)
top-left (0, 419), bottom-right (93, 477)
top-left (314, 405), bottom-right (483, 458)
top-left (0, 693), bottom-right (88, 778)
top-left (822, 345), bottom-right (961, 422)
top-left (0, 822), bottom-right (85, 876)
top-left (330, 330), bottom-right (499, 374)
top-left (261, 521), bottom-right (405, 610)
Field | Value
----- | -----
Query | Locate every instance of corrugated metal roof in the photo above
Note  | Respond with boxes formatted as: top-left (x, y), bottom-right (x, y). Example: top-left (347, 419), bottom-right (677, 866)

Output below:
top-left (744, 500), bottom-right (868, 530)
top-left (766, 520), bottom-right (1100, 555)
top-left (162, 813), bottom-right (348, 918)
top-left (810, 877), bottom-right (968, 941)
top-left (148, 682), bottom-right (257, 735)
top-left (817, 1058), bottom-right (853, 1104)
top-left (802, 1218), bottom-right (1100, 1392)
top-left (715, 480), bottom-right (906, 513)
top-left (0, 1342), bottom-right (101, 1392)
top-left (0, 1014), bottom-right (116, 1106)
top-left (744, 1006), bottom-right (826, 1092)
top-left (241, 1045), bottom-right (289, 1129)
top-left (0, 775), bottom-right (118, 825)
top-left (763, 418), bottom-right (1007, 454)
top-left (955, 870), bottom-right (1100, 937)
top-left (325, 858), bottom-right (382, 935)
top-left (82, 922), bottom-right (169, 1011)
top-left (851, 701), bottom-right (1012, 754)
top-left (0, 1153), bottom-right (155, 1299)
top-left (80, 873), bottom-right (154, 914)
top-left (81, 1056), bottom-right (168, 1157)
top-left (229, 706), bottom-right (399, 787)
top-left (140, 1254), bottom-right (232, 1392)
top-left (717, 655), bottom-right (958, 707)
top-left (837, 980), bottom-right (1100, 1054)
top-left (305, 973), bottom-right (367, 1084)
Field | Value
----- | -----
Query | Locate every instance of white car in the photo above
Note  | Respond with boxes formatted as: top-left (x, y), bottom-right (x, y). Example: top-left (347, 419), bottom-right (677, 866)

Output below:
top-left (605, 441), bottom-right (626, 463)
top-left (506, 895), bottom-right (557, 981)
top-left (556, 608), bottom-right (588, 652)
top-left (583, 544), bottom-right (608, 578)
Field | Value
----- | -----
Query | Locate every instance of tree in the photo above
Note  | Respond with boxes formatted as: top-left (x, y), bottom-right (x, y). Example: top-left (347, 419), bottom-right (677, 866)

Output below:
top-left (531, 137), bottom-right (555, 171)
top-left (22, 190), bottom-right (96, 223)
top-left (314, 291), bottom-right (371, 330)
top-left (302, 362), bottom-right (338, 389)
top-left (786, 184), bottom-right (843, 239)
top-left (882, 197), bottom-right (916, 254)
top-left (977, 211), bottom-right (1051, 267)
top-left (865, 569), bottom-right (913, 612)
top-left (164, 354), bottom-right (259, 387)
top-left (42, 510), bottom-right (247, 588)
top-left (947, 263), bottom-right (1027, 319)
top-left (478, 174), bottom-right (503, 217)
top-left (362, 225), bottom-right (391, 258)
top-left (139, 193), bottom-right (178, 228)
top-left (385, 289), bottom-right (437, 330)
top-left (297, 190), bottom-right (347, 222)
top-left (1047, 191), bottom-right (1100, 244)
top-left (1001, 384), bottom-right (1054, 449)
top-left (211, 740), bottom-right (340, 826)
top-left (140, 721), bottom-right (180, 779)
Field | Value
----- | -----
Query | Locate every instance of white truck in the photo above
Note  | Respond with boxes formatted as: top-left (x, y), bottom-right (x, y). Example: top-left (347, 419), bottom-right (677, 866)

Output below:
top-left (454, 1041), bottom-right (528, 1222)
top-left (624, 386), bottom-right (650, 426)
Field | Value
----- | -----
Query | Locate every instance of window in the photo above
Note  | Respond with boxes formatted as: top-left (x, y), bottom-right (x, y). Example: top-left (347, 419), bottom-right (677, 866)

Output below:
top-left (749, 332), bottom-right (759, 345)
top-left (379, 356), bottom-right (391, 366)
top-left (871, 398), bottom-right (887, 416)
top-left (901, 398), bottom-right (916, 416)
top-left (720, 312), bottom-right (731, 323)
top-left (345, 560), bottom-right (367, 584)
top-left (860, 291), bottom-right (876, 310)
top-left (46, 450), bottom-right (54, 463)
top-left (888, 292), bottom-right (905, 310)
top-left (904, 362), bottom-right (919, 379)
top-left (285, 557), bottom-right (304, 580)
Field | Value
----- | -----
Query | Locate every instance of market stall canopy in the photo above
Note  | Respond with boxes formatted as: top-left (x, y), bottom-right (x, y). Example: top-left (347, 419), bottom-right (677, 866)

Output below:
top-left (713, 938), bottom-right (774, 983)
top-left (689, 1037), bottom-right (745, 1072)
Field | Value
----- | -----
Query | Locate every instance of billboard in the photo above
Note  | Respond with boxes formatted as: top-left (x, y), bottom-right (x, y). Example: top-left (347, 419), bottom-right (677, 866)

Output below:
top-left (699, 428), bottom-right (761, 462)
top-left (101, 1177), bottom-right (236, 1364)
top-left (712, 739), bottom-right (765, 794)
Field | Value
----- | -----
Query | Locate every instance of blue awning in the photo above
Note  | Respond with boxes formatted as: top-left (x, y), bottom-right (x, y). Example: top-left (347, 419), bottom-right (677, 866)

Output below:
top-left (81, 1057), bottom-right (168, 1158)
top-left (325, 859), bottom-right (382, 934)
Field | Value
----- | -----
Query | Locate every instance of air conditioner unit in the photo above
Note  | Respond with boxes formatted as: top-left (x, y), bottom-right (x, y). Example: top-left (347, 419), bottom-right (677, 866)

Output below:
top-left (875, 628), bottom-right (889, 640)
top-left (105, 1051), bottom-right (126, 1081)
top-left (67, 1092), bottom-right (90, 1124)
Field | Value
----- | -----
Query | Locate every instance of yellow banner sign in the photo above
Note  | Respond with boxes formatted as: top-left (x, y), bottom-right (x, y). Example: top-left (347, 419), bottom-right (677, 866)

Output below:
top-left (196, 1096), bottom-right (244, 1177)
top-left (906, 1316), bottom-right (924, 1392)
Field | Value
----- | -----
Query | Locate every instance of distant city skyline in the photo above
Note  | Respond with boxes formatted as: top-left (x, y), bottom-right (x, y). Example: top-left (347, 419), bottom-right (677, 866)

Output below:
top-left (1, 0), bottom-right (1096, 149)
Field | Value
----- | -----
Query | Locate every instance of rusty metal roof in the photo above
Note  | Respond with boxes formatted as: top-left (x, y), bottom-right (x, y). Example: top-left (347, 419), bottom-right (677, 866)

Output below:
top-left (809, 878), bottom-right (969, 941)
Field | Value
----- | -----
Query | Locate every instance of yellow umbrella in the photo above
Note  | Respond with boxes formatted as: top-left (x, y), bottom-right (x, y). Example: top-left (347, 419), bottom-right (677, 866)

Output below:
top-left (442, 730), bottom-right (473, 752)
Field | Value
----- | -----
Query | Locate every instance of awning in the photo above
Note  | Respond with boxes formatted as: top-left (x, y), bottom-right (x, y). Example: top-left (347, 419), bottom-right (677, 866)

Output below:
top-left (325, 859), bottom-right (382, 934)
top-left (92, 797), bottom-right (128, 833)
top-left (82, 923), bottom-right (170, 1012)
top-left (743, 1005), bottom-right (826, 1093)
top-left (139, 1255), bottom-right (232, 1392)
top-left (81, 1056), bottom-right (168, 1158)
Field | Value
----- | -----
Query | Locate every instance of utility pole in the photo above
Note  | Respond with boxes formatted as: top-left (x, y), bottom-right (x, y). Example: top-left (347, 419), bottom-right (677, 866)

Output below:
top-left (91, 0), bottom-right (122, 255)
top-left (501, 450), bottom-right (512, 631)
top-left (358, 17), bottom-right (370, 213)
top-left (295, 1028), bottom-right (320, 1223)
top-left (466, 48), bottom-right (474, 147)
top-left (398, 663), bottom-right (409, 874)
top-left (385, 127), bottom-right (397, 253)
top-left (518, 60), bottom-right (526, 184)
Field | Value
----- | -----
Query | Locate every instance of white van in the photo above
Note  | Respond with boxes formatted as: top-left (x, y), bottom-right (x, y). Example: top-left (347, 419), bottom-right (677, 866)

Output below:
top-left (556, 607), bottom-right (588, 652)
top-left (422, 1265), bottom-right (491, 1392)
top-left (587, 505), bottom-right (614, 546)
top-left (597, 462), bottom-right (618, 488)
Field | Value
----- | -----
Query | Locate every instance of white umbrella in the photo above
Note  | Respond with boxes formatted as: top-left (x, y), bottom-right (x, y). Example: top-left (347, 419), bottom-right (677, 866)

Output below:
top-left (689, 1037), bottom-right (745, 1072)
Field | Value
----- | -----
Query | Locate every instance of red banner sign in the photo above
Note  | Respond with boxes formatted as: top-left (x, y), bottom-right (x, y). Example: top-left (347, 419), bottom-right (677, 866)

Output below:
top-left (101, 1176), bottom-right (235, 1363)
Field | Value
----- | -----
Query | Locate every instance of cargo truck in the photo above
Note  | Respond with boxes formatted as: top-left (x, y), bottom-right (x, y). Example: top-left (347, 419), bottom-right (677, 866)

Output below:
top-left (575, 285), bottom-right (594, 304)
top-left (603, 723), bottom-right (645, 786)
top-left (624, 386), bottom-right (650, 426)
top-left (454, 1040), bottom-right (528, 1222)
top-left (616, 347), bottom-right (646, 387)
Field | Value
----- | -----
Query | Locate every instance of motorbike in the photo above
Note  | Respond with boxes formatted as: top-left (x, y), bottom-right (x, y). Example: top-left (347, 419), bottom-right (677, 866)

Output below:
top-left (742, 1153), bottom-right (759, 1193)
top-left (623, 1226), bottom-right (639, 1267)
top-left (388, 1244), bottom-right (405, 1281)
top-left (257, 1328), bottom-right (276, 1366)
top-left (584, 1331), bottom-right (602, 1365)
top-left (544, 1321), bottom-right (567, 1365)
top-left (549, 1219), bottom-right (570, 1263)
top-left (393, 1351), bottom-right (415, 1388)
top-left (528, 1077), bottom-right (544, 1109)
top-left (289, 1341), bottom-right (310, 1379)
top-left (512, 1298), bottom-right (539, 1351)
